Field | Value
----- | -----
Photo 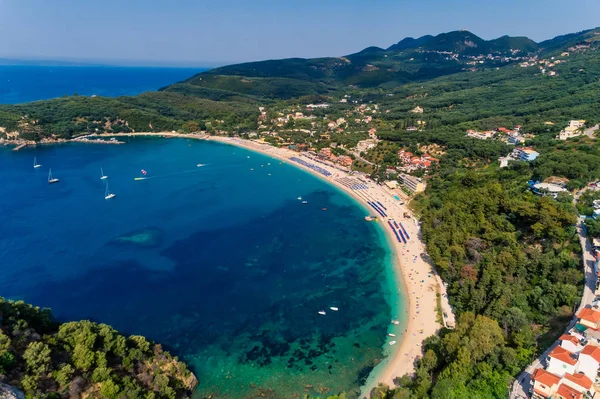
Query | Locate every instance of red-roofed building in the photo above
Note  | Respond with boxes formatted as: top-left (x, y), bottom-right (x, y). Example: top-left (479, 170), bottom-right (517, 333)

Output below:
top-left (577, 307), bottom-right (600, 329)
top-left (547, 347), bottom-right (578, 376)
top-left (498, 127), bottom-right (511, 133)
top-left (559, 334), bottom-right (583, 353)
top-left (530, 368), bottom-right (561, 398)
top-left (555, 383), bottom-right (583, 399)
top-left (562, 372), bottom-right (593, 393)
top-left (578, 345), bottom-right (600, 379)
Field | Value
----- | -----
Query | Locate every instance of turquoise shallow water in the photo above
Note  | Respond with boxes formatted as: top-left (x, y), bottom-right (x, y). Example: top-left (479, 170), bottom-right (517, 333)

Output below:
top-left (0, 138), bottom-right (398, 398)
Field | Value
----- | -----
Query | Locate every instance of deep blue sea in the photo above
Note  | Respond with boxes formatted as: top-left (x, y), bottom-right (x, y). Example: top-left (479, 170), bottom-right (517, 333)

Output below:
top-left (0, 138), bottom-right (398, 398)
top-left (0, 65), bottom-right (204, 104)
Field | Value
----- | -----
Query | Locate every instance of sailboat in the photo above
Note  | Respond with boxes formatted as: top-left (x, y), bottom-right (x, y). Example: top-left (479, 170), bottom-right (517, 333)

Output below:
top-left (104, 182), bottom-right (115, 200)
top-left (33, 157), bottom-right (42, 169)
top-left (48, 169), bottom-right (59, 184)
top-left (100, 167), bottom-right (108, 180)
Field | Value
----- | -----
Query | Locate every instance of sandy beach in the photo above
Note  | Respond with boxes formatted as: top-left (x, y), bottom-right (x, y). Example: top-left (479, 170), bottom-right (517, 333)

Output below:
top-left (98, 133), bottom-right (453, 396)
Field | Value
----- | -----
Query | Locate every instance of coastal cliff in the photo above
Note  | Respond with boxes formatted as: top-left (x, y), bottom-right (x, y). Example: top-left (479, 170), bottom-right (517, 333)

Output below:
top-left (0, 297), bottom-right (197, 399)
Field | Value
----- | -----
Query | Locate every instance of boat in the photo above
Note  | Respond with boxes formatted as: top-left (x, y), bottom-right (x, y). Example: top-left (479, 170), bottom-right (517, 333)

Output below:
top-left (247, 156), bottom-right (250, 159)
top-left (302, 201), bottom-right (308, 204)
top-left (134, 177), bottom-right (145, 181)
top-left (365, 216), bottom-right (373, 222)
top-left (100, 167), bottom-right (108, 180)
top-left (388, 333), bottom-right (396, 337)
top-left (322, 208), bottom-right (327, 211)
top-left (197, 163), bottom-right (206, 167)
top-left (389, 341), bottom-right (397, 346)
top-left (329, 307), bottom-right (339, 311)
top-left (297, 197), bottom-right (302, 200)
top-left (391, 320), bottom-right (400, 325)
top-left (250, 168), bottom-right (254, 171)
top-left (33, 157), bottom-right (41, 169)
top-left (104, 182), bottom-right (115, 199)
top-left (48, 169), bottom-right (59, 184)
top-left (318, 310), bottom-right (326, 315)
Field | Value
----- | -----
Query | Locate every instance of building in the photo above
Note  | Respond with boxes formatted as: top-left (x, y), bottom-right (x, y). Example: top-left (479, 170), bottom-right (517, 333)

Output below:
top-left (356, 139), bottom-right (377, 153)
top-left (576, 307), bottom-right (600, 330)
top-left (337, 155), bottom-right (353, 167)
top-left (384, 180), bottom-right (399, 189)
top-left (410, 106), bottom-right (424, 114)
top-left (514, 147), bottom-right (540, 162)
top-left (530, 368), bottom-right (561, 399)
top-left (546, 346), bottom-right (578, 377)
top-left (562, 372), bottom-right (594, 397)
top-left (466, 129), bottom-right (495, 140)
top-left (399, 174), bottom-right (426, 194)
top-left (531, 182), bottom-right (568, 198)
top-left (559, 334), bottom-right (584, 354)
top-left (577, 345), bottom-right (600, 379)
top-left (509, 135), bottom-right (526, 145)
top-left (558, 120), bottom-right (586, 140)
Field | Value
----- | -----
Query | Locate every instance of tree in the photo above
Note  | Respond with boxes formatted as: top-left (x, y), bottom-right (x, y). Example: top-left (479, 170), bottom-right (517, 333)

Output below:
top-left (23, 341), bottom-right (51, 376)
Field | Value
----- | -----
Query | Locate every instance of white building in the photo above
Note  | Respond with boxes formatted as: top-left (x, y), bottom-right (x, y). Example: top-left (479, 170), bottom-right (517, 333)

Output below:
top-left (557, 120), bottom-right (586, 140)
top-left (546, 346), bottom-right (578, 377)
top-left (577, 345), bottom-right (600, 379)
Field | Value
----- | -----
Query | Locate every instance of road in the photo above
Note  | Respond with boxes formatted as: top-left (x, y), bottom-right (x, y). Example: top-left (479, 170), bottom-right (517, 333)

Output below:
top-left (584, 124), bottom-right (600, 139)
top-left (510, 216), bottom-right (597, 398)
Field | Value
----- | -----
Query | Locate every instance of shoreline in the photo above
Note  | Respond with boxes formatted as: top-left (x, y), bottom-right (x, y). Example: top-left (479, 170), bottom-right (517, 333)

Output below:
top-left (202, 136), bottom-right (446, 396)
top-left (64, 132), bottom-right (447, 396)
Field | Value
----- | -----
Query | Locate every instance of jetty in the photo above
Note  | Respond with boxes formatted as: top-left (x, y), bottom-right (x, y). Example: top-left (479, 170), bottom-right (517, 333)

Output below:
top-left (12, 143), bottom-right (28, 151)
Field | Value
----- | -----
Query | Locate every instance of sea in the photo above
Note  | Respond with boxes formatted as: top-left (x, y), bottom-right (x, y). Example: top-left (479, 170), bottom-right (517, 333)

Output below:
top-left (0, 138), bottom-right (403, 398)
top-left (0, 64), bottom-right (204, 103)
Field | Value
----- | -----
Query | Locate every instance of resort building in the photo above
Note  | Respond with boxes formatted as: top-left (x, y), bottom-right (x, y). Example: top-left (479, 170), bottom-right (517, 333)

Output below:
top-left (399, 174), bottom-right (426, 194)
top-left (557, 120), bottom-right (586, 140)
top-left (356, 139), bottom-right (378, 153)
top-left (514, 147), bottom-right (540, 162)
top-left (466, 129), bottom-right (495, 140)
top-left (531, 182), bottom-right (568, 198)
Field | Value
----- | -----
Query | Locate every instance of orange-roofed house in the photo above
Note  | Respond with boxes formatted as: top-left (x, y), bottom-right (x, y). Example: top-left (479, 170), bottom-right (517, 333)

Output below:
top-left (555, 383), bottom-right (583, 399)
top-left (559, 334), bottom-right (584, 353)
top-left (562, 372), bottom-right (595, 396)
top-left (547, 347), bottom-right (578, 376)
top-left (577, 307), bottom-right (600, 329)
top-left (530, 368), bottom-right (561, 399)
top-left (577, 345), bottom-right (600, 379)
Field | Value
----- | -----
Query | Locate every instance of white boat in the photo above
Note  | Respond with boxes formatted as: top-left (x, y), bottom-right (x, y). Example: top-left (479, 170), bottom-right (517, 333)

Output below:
top-left (104, 182), bottom-right (115, 200)
top-left (302, 201), bottom-right (308, 204)
top-left (389, 341), bottom-right (397, 346)
top-left (318, 310), bottom-right (326, 315)
top-left (388, 333), bottom-right (396, 337)
top-left (297, 197), bottom-right (302, 200)
top-left (33, 157), bottom-right (41, 169)
top-left (100, 167), bottom-right (108, 180)
top-left (391, 320), bottom-right (400, 325)
top-left (48, 169), bottom-right (59, 184)
top-left (197, 163), bottom-right (206, 167)
top-left (329, 307), bottom-right (339, 311)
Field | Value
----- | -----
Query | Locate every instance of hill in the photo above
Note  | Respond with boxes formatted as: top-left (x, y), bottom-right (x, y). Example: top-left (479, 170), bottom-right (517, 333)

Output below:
top-left (163, 28), bottom-right (598, 100)
top-left (0, 297), bottom-right (197, 399)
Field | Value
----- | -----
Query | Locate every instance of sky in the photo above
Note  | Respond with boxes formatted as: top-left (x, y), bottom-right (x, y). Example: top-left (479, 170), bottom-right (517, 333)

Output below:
top-left (1, 0), bottom-right (599, 66)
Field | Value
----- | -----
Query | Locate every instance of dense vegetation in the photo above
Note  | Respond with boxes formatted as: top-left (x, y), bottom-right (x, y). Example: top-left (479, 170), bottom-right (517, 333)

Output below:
top-left (0, 297), bottom-right (197, 399)
top-left (1, 26), bottom-right (600, 399)
top-left (394, 166), bottom-right (580, 397)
